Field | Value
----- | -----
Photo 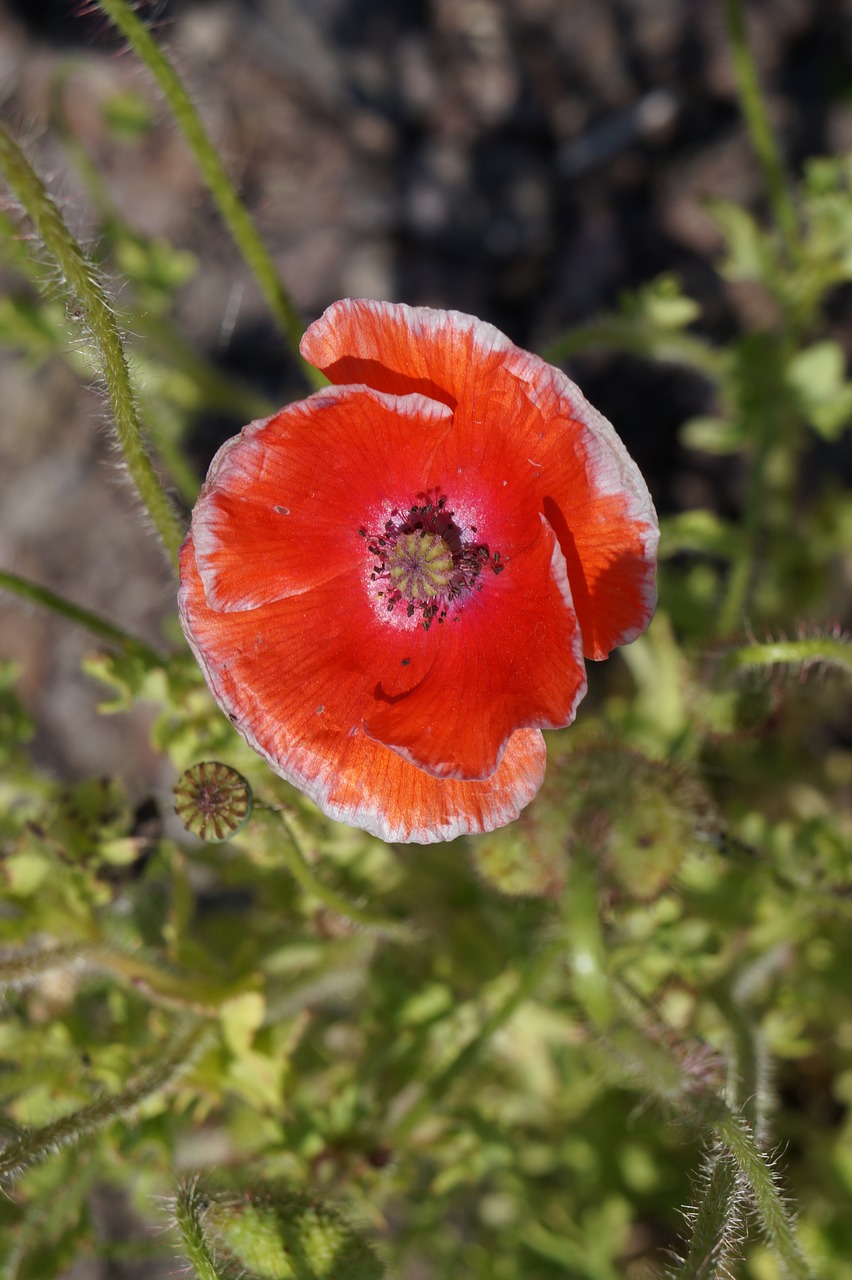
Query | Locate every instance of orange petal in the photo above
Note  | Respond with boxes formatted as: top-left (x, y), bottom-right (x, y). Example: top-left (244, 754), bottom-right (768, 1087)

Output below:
top-left (192, 385), bottom-right (452, 612)
top-left (499, 353), bottom-right (659, 660)
top-left (363, 515), bottom-right (586, 779)
top-left (301, 300), bottom-right (658, 658)
top-left (179, 535), bottom-right (546, 842)
top-left (300, 299), bottom-right (513, 416)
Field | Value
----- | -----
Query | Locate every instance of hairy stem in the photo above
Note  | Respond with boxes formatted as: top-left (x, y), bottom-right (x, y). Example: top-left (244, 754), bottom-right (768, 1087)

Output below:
top-left (674, 1153), bottom-right (741, 1280)
top-left (673, 979), bottom-right (771, 1277)
top-left (595, 996), bottom-right (811, 1278)
top-left (714, 1109), bottom-right (813, 1280)
top-left (0, 1022), bottom-right (206, 1185)
top-left (712, 981), bottom-right (769, 1143)
top-left (0, 569), bottom-right (166, 666)
top-left (173, 1178), bottom-right (228, 1280)
top-left (0, 123), bottom-right (184, 568)
top-left (0, 939), bottom-right (256, 1016)
top-left (95, 0), bottom-right (324, 390)
top-left (723, 635), bottom-right (852, 679)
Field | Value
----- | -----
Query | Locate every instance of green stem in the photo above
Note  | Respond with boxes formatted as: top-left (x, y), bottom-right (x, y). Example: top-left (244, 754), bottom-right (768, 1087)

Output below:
top-left (0, 1022), bottom-right (207, 1186)
top-left (714, 1109), bottom-right (813, 1280)
top-left (0, 938), bottom-right (256, 1015)
top-left (0, 569), bottom-right (166, 666)
top-left (262, 805), bottom-right (418, 942)
top-left (173, 1179), bottom-right (229, 1280)
top-left (674, 1154), bottom-right (741, 1280)
top-left (723, 636), bottom-right (852, 679)
top-left (95, 0), bottom-right (324, 391)
top-left (391, 930), bottom-right (564, 1145)
top-left (596, 998), bottom-right (812, 1280)
top-left (565, 847), bottom-right (615, 1028)
top-left (713, 986), bottom-right (767, 1143)
top-left (0, 124), bottom-right (184, 568)
top-left (718, 392), bottom-right (782, 636)
top-left (722, 0), bottom-right (800, 263)
top-left (95, 945), bottom-right (255, 1015)
top-left (672, 978), bottom-right (771, 1278)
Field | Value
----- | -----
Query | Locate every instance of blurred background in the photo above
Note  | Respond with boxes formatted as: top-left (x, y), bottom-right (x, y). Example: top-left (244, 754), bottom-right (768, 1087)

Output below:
top-left (0, 0), bottom-right (850, 789)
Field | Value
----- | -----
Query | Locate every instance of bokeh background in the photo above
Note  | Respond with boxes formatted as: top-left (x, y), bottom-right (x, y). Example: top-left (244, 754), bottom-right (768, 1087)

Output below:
top-left (1, 0), bottom-right (850, 783)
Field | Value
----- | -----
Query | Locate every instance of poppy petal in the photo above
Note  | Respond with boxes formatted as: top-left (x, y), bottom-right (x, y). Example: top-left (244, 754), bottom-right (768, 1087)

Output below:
top-left (363, 514), bottom-right (586, 779)
top-left (192, 385), bottom-right (453, 613)
top-left (179, 535), bottom-right (546, 842)
top-left (498, 352), bottom-right (659, 660)
top-left (300, 298), bottom-right (513, 415)
top-left (301, 299), bottom-right (658, 659)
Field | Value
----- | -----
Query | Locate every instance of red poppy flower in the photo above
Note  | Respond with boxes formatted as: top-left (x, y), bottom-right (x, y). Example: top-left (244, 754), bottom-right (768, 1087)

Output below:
top-left (178, 300), bottom-right (658, 843)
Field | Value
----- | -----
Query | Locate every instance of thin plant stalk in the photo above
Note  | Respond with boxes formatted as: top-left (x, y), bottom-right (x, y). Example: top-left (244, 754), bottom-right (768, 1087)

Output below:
top-left (615, 1041), bottom-right (812, 1278)
top-left (598, 981), bottom-right (810, 1278)
top-left (713, 1109), bottom-right (812, 1280)
top-left (0, 939), bottom-right (258, 1016)
top-left (673, 1154), bottom-right (741, 1280)
top-left (723, 635), bottom-right (852, 680)
top-left (0, 123), bottom-right (184, 568)
top-left (259, 804), bottom-right (418, 942)
top-left (719, 346), bottom-right (792, 634)
top-left (173, 1179), bottom-right (228, 1280)
top-left (0, 1021), bottom-right (207, 1185)
top-left (0, 569), bottom-right (166, 666)
top-left (95, 0), bottom-right (324, 391)
top-left (722, 0), bottom-right (800, 263)
top-left (672, 980), bottom-right (770, 1277)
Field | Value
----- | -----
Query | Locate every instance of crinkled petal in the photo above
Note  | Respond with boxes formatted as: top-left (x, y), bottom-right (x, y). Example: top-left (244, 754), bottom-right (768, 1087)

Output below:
top-left (499, 352), bottom-right (659, 660)
top-left (301, 298), bottom-right (513, 419)
top-left (179, 536), bottom-right (546, 842)
top-left (301, 299), bottom-right (658, 658)
top-left (193, 385), bottom-right (453, 612)
top-left (363, 515), bottom-right (586, 780)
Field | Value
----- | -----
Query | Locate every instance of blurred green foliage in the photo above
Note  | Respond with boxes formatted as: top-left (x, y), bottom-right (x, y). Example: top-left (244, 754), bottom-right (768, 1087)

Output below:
top-left (1, 3), bottom-right (852, 1279)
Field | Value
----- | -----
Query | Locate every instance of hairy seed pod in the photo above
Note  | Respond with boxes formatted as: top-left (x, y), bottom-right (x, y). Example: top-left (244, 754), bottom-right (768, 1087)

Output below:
top-left (205, 1188), bottom-right (384, 1280)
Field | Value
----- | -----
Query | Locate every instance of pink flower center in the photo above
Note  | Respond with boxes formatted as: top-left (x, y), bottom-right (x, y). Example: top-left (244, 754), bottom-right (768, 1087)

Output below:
top-left (361, 494), bottom-right (503, 630)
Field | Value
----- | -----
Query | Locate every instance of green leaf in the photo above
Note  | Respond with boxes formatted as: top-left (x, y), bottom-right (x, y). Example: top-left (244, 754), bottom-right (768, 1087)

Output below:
top-left (708, 198), bottom-right (776, 283)
top-left (680, 415), bottom-right (745, 455)
top-left (622, 274), bottom-right (702, 329)
top-left (787, 340), bottom-right (852, 439)
top-left (219, 992), bottom-right (266, 1057)
top-left (659, 511), bottom-right (742, 560)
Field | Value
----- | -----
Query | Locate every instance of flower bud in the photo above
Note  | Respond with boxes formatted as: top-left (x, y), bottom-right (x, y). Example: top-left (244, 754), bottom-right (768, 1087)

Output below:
top-left (205, 1189), bottom-right (383, 1280)
top-left (550, 743), bottom-right (715, 902)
